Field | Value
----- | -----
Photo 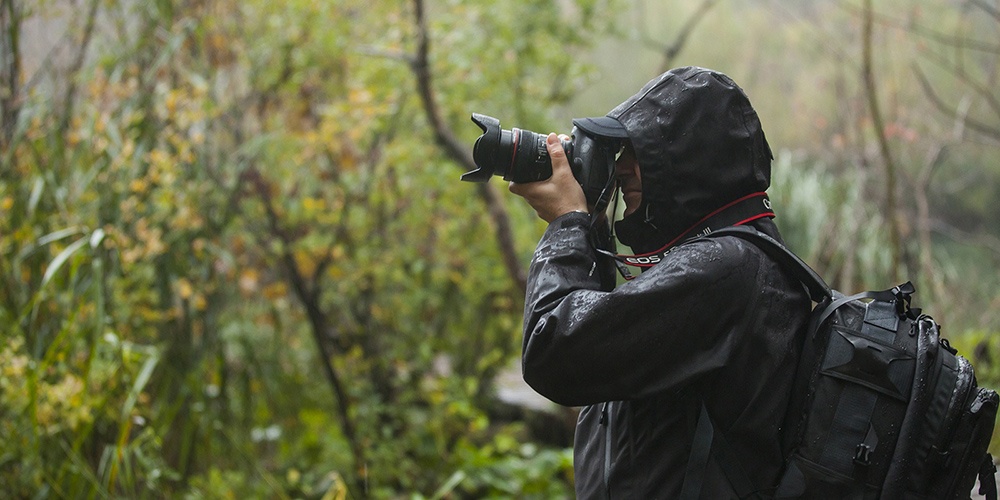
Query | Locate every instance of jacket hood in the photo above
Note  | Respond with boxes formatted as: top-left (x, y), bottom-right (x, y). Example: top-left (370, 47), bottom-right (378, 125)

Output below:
top-left (603, 67), bottom-right (773, 252)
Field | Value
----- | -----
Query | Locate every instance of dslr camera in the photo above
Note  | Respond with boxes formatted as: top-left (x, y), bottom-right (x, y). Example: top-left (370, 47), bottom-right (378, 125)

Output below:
top-left (462, 113), bottom-right (625, 212)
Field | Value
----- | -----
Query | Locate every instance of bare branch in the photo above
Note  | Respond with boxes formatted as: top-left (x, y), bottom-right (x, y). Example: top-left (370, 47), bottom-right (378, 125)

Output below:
top-left (910, 142), bottom-right (949, 307)
top-left (243, 167), bottom-right (367, 498)
top-left (970, 0), bottom-right (1000, 24)
top-left (841, 1), bottom-right (1000, 55)
top-left (862, 0), bottom-right (903, 281)
top-left (355, 45), bottom-right (414, 64)
top-left (637, 0), bottom-right (718, 74)
top-left (409, 0), bottom-right (527, 291)
top-left (918, 49), bottom-right (1000, 123)
top-left (0, 0), bottom-right (23, 153)
top-left (931, 219), bottom-right (1000, 260)
top-left (58, 0), bottom-right (101, 137)
top-left (913, 64), bottom-right (1000, 141)
top-left (410, 0), bottom-right (473, 168)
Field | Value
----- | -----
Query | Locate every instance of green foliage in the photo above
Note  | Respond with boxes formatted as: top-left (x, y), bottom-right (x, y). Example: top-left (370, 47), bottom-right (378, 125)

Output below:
top-left (3, 0), bottom-right (1000, 497)
top-left (2, 0), bottom-right (602, 497)
top-left (770, 151), bottom-right (895, 292)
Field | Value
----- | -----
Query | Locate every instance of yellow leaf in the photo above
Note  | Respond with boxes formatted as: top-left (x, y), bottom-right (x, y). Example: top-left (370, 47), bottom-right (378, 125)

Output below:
top-left (193, 294), bottom-right (207, 311)
top-left (130, 178), bottom-right (148, 193)
top-left (239, 269), bottom-right (259, 294)
top-left (263, 282), bottom-right (288, 299)
top-left (177, 278), bottom-right (194, 300)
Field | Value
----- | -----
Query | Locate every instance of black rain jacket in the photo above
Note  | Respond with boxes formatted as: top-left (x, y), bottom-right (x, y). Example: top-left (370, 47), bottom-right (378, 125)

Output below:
top-left (520, 67), bottom-right (812, 498)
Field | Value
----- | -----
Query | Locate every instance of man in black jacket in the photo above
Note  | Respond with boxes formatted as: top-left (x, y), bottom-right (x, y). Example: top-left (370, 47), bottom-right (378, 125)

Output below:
top-left (508, 66), bottom-right (811, 498)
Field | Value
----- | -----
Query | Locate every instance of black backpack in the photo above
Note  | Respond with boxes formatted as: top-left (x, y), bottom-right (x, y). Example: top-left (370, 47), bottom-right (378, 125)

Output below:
top-left (685, 226), bottom-right (999, 499)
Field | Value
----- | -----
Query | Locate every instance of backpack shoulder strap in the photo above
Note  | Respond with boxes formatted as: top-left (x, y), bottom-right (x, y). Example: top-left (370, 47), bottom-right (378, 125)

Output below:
top-left (681, 226), bottom-right (828, 499)
top-left (681, 403), bottom-right (761, 500)
top-left (679, 403), bottom-right (715, 500)
top-left (702, 226), bottom-right (832, 303)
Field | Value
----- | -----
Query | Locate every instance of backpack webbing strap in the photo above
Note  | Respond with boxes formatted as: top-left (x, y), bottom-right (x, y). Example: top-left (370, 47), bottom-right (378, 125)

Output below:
top-left (701, 226), bottom-right (831, 303)
top-left (680, 403), bottom-right (760, 500)
top-left (680, 404), bottom-right (716, 500)
top-left (817, 386), bottom-right (879, 474)
top-left (813, 283), bottom-right (917, 333)
top-left (710, 417), bottom-right (758, 497)
top-left (980, 454), bottom-right (998, 500)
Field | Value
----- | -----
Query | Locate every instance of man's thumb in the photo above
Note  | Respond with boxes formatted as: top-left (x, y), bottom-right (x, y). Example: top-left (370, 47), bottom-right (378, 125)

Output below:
top-left (546, 133), bottom-right (566, 161)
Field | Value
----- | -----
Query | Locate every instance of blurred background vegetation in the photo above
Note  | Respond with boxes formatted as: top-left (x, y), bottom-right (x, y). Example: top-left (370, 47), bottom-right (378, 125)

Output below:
top-left (2, 0), bottom-right (999, 497)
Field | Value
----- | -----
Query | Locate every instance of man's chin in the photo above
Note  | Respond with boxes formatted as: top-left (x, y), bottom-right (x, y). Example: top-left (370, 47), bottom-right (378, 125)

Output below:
top-left (614, 213), bottom-right (665, 254)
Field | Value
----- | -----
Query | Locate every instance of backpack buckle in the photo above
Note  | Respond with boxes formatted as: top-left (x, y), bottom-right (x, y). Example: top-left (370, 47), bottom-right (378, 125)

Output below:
top-left (854, 443), bottom-right (873, 466)
top-left (891, 281), bottom-right (921, 319)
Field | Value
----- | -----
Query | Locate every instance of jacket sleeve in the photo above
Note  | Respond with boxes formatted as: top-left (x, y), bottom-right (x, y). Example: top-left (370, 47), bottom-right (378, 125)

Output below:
top-left (521, 212), bottom-right (764, 407)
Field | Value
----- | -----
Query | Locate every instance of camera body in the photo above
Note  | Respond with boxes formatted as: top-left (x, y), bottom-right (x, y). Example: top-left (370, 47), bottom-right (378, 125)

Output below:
top-left (462, 113), bottom-right (622, 212)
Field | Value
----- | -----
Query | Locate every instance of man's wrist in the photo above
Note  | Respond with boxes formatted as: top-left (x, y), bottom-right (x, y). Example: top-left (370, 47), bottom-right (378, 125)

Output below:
top-left (549, 210), bottom-right (591, 226)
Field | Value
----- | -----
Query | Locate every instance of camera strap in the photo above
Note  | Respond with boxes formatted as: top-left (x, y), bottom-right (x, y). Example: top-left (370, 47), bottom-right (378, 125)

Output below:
top-left (598, 192), bottom-right (775, 281)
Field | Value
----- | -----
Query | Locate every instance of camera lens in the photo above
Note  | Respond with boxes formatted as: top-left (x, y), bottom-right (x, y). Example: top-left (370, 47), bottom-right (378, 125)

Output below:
top-left (506, 128), bottom-right (552, 183)
top-left (464, 113), bottom-right (621, 212)
top-left (465, 114), bottom-right (553, 183)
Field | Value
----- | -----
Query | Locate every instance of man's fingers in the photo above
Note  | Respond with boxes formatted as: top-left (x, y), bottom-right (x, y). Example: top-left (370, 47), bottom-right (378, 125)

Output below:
top-left (508, 132), bottom-right (587, 222)
top-left (546, 133), bottom-right (571, 174)
top-left (546, 133), bottom-right (564, 157)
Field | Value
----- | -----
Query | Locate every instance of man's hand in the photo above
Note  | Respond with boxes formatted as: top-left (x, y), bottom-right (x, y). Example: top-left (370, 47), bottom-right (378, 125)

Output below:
top-left (508, 133), bottom-right (588, 223)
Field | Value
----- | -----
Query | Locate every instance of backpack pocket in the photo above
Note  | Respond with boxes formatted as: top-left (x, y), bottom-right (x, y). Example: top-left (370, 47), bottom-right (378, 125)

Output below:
top-left (922, 360), bottom-right (999, 498)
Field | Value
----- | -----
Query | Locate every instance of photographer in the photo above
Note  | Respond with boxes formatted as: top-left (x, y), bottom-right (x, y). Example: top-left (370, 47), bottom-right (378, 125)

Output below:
top-left (508, 67), bottom-right (811, 498)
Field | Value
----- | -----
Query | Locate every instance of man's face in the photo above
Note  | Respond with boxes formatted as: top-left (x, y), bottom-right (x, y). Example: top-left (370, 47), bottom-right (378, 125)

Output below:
top-left (615, 142), bottom-right (641, 216)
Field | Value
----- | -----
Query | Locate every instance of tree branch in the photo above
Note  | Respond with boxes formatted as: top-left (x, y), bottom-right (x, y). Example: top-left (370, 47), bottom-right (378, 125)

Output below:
top-left (908, 142), bottom-right (949, 308)
top-left (913, 64), bottom-right (1000, 141)
top-left (243, 168), bottom-right (367, 498)
top-left (842, 1), bottom-right (1000, 55)
top-left (970, 0), bottom-right (1000, 24)
top-left (57, 0), bottom-right (101, 143)
top-left (0, 0), bottom-right (23, 155)
top-left (931, 219), bottom-right (1000, 260)
top-left (409, 0), bottom-right (527, 291)
top-left (862, 0), bottom-right (903, 281)
top-left (640, 0), bottom-right (718, 74)
top-left (917, 49), bottom-right (1000, 123)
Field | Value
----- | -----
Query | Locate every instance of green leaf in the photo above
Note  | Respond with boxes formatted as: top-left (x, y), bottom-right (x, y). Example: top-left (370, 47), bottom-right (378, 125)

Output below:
top-left (40, 235), bottom-right (89, 287)
top-left (430, 470), bottom-right (466, 500)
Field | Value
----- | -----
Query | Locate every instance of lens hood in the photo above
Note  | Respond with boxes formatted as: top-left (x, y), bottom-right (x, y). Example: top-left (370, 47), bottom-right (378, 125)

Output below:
top-left (463, 113), bottom-right (501, 182)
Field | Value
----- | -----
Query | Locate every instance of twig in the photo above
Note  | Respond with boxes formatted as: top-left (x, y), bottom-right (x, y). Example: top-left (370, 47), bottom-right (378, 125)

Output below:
top-left (1, 0), bottom-right (23, 153)
top-left (917, 49), bottom-right (1000, 123)
top-left (913, 64), bottom-right (1000, 142)
top-left (841, 1), bottom-right (1000, 55)
top-left (409, 0), bottom-right (527, 291)
top-left (637, 0), bottom-right (718, 74)
top-left (57, 0), bottom-right (101, 143)
top-left (355, 45), bottom-right (413, 64)
top-left (930, 219), bottom-right (1000, 260)
top-left (861, 0), bottom-right (903, 281)
top-left (912, 143), bottom-right (949, 307)
top-left (970, 0), bottom-right (1000, 24)
top-left (243, 168), bottom-right (368, 498)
